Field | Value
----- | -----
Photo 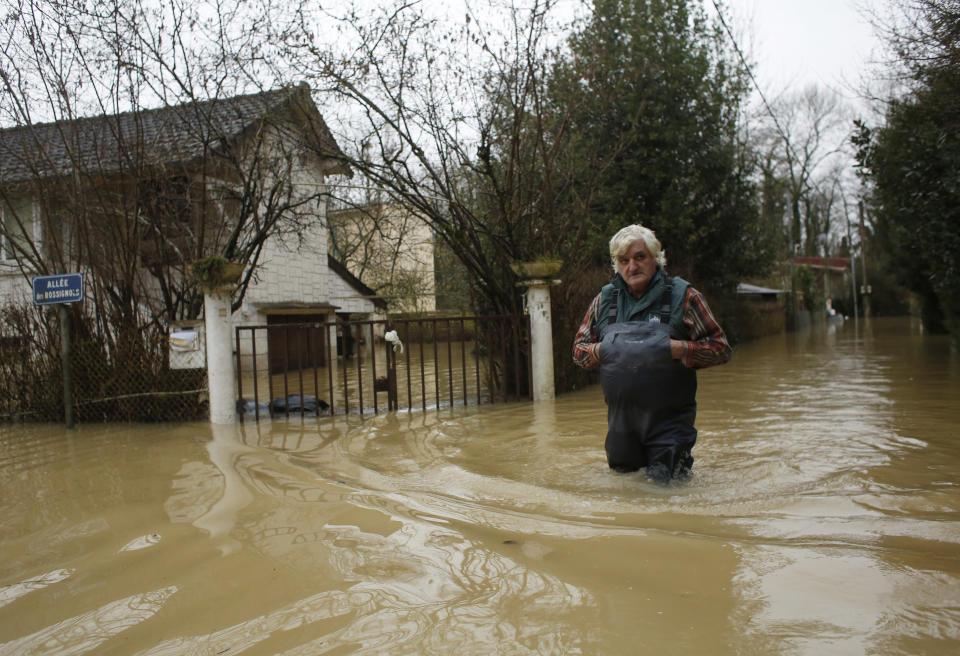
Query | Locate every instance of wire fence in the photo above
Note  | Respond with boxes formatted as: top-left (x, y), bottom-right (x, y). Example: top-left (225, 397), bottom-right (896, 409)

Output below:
top-left (0, 302), bottom-right (207, 423)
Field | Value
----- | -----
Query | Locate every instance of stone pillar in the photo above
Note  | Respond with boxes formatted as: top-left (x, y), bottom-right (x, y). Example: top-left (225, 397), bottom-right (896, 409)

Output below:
top-left (511, 260), bottom-right (562, 403)
top-left (204, 292), bottom-right (236, 424)
top-left (522, 279), bottom-right (556, 402)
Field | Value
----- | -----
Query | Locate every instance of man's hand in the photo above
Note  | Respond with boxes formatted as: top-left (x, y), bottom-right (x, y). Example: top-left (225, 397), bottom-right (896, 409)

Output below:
top-left (669, 339), bottom-right (687, 361)
top-left (587, 343), bottom-right (602, 369)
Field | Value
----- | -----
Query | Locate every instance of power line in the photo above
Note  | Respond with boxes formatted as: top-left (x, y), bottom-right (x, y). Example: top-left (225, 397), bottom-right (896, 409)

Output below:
top-left (709, 0), bottom-right (799, 165)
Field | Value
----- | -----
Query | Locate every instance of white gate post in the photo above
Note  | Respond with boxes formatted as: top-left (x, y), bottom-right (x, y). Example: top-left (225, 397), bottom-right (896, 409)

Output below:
top-left (524, 280), bottom-right (556, 401)
top-left (511, 260), bottom-right (562, 403)
top-left (204, 292), bottom-right (236, 424)
top-left (327, 320), bottom-right (339, 404)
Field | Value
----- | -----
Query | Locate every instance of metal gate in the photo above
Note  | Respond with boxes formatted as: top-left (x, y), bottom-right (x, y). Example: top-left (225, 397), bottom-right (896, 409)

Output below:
top-left (234, 315), bottom-right (531, 421)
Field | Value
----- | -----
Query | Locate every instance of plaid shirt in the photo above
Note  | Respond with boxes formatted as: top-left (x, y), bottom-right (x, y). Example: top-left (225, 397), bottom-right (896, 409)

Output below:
top-left (572, 286), bottom-right (731, 370)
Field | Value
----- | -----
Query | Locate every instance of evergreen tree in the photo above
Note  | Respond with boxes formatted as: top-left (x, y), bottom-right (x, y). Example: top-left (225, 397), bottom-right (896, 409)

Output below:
top-left (856, 0), bottom-right (960, 339)
top-left (548, 0), bottom-right (771, 291)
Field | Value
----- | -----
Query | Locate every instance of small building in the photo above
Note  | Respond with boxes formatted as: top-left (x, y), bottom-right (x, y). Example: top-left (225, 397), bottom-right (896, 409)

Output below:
top-left (735, 282), bottom-right (787, 339)
top-left (792, 255), bottom-right (856, 315)
top-left (736, 282), bottom-right (785, 302)
top-left (328, 201), bottom-right (437, 313)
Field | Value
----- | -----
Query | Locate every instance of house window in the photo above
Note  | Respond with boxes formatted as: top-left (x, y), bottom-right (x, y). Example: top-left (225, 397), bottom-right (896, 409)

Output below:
top-left (1, 196), bottom-right (36, 262)
top-left (137, 177), bottom-right (194, 268)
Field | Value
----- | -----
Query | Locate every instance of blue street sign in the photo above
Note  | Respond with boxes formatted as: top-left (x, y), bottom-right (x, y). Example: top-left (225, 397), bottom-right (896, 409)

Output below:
top-left (33, 273), bottom-right (85, 305)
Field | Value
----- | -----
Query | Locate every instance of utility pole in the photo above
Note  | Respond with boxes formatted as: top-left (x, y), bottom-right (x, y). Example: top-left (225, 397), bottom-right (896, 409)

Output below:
top-left (842, 195), bottom-right (859, 321)
top-left (859, 201), bottom-right (872, 318)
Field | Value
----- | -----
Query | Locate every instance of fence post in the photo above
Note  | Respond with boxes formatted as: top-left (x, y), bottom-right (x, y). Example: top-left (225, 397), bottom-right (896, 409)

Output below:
top-left (519, 278), bottom-right (558, 401)
top-left (204, 292), bottom-right (236, 424)
top-left (58, 304), bottom-right (75, 429)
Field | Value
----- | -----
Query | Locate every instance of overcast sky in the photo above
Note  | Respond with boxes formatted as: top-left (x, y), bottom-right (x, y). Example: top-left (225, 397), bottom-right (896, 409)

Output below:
top-left (720, 0), bottom-right (883, 101)
top-left (375, 1), bottom-right (884, 101)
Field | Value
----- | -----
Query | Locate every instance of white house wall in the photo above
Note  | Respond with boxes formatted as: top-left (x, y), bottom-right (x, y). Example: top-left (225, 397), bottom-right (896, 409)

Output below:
top-left (241, 124), bottom-right (332, 318)
top-left (243, 223), bottom-right (329, 311)
top-left (0, 196), bottom-right (39, 307)
top-left (0, 270), bottom-right (31, 307)
top-left (328, 202), bottom-right (437, 313)
top-left (328, 268), bottom-right (378, 314)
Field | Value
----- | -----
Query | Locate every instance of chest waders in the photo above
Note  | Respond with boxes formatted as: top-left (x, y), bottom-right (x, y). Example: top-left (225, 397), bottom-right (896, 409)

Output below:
top-left (597, 279), bottom-right (697, 482)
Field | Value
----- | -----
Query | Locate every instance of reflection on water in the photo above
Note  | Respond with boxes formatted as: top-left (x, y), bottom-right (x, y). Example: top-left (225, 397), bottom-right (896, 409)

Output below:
top-left (1, 317), bottom-right (958, 654)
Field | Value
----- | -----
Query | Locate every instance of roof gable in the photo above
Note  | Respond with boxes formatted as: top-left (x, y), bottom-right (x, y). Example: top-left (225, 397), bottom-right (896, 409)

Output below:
top-left (0, 83), bottom-right (348, 185)
top-left (327, 254), bottom-right (387, 310)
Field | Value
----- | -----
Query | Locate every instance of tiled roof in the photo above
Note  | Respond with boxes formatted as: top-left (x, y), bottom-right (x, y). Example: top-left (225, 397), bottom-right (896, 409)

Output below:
top-left (0, 83), bottom-right (347, 184)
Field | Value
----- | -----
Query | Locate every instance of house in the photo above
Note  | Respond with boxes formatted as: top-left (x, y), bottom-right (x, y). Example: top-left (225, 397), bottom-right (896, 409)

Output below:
top-left (327, 201), bottom-right (437, 313)
top-left (0, 84), bottom-right (385, 366)
top-left (792, 256), bottom-right (854, 297)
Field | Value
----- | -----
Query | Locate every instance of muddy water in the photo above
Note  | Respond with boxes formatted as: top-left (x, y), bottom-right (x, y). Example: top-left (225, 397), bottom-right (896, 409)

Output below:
top-left (1, 317), bottom-right (958, 655)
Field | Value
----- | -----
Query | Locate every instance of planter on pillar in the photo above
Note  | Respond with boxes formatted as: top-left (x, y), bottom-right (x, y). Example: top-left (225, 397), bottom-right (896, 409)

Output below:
top-left (509, 260), bottom-right (563, 280)
top-left (511, 260), bottom-right (562, 402)
top-left (190, 257), bottom-right (245, 292)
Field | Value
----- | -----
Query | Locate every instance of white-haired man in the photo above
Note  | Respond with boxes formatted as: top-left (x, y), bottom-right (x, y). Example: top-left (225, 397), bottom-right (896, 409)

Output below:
top-left (572, 224), bottom-right (731, 483)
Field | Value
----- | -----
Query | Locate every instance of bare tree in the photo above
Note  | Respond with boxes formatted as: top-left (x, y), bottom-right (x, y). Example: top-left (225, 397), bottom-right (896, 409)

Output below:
top-left (0, 0), bottom-right (344, 419)
top-left (754, 84), bottom-right (852, 257)
top-left (869, 0), bottom-right (960, 83)
top-left (270, 0), bottom-right (615, 315)
top-left (328, 191), bottom-right (438, 312)
top-left (1, 1), bottom-right (342, 319)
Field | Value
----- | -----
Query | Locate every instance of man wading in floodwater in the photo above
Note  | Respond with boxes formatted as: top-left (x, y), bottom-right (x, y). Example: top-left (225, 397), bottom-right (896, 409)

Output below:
top-left (573, 225), bottom-right (731, 483)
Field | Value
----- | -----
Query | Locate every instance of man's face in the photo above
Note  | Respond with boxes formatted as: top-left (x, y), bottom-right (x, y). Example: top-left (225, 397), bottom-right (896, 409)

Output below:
top-left (616, 239), bottom-right (658, 296)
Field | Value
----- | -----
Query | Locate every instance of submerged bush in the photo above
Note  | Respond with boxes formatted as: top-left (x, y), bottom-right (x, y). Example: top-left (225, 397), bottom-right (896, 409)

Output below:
top-left (0, 302), bottom-right (206, 423)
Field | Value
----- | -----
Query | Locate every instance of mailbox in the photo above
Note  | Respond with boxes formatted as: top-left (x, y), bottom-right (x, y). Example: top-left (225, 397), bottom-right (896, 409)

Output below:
top-left (169, 320), bottom-right (206, 369)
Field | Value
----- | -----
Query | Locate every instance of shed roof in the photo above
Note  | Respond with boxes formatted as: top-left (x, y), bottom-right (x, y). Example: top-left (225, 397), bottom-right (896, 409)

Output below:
top-left (0, 83), bottom-right (348, 184)
top-left (737, 282), bottom-right (785, 295)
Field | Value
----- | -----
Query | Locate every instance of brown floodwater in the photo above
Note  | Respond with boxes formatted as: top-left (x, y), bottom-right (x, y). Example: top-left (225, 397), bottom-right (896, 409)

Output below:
top-left (1, 317), bottom-right (958, 655)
